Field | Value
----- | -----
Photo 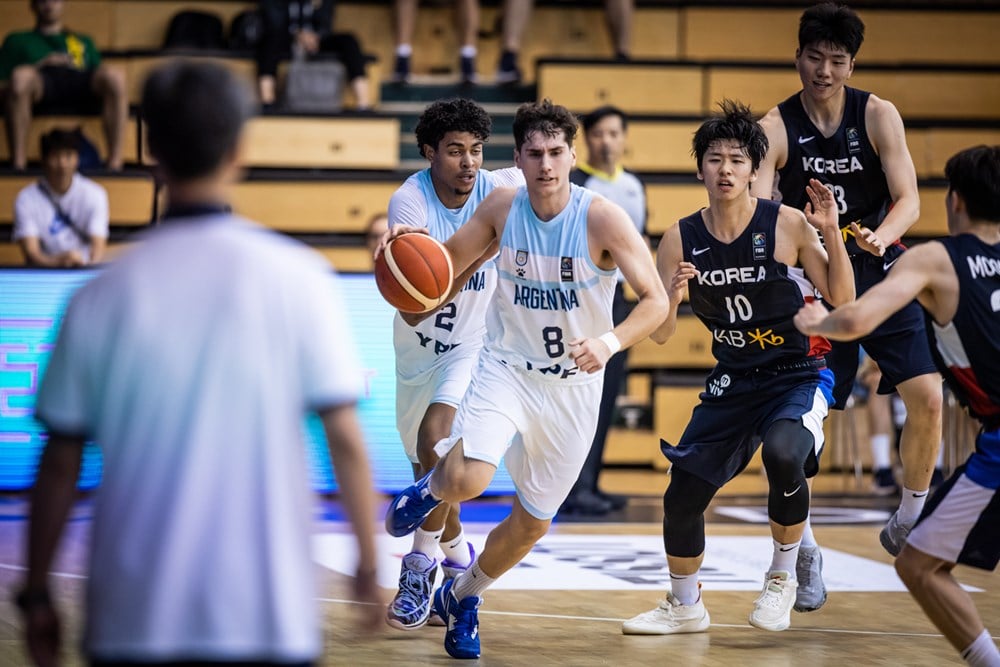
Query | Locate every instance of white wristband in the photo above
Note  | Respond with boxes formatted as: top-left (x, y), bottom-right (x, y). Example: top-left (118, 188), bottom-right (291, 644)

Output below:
top-left (598, 331), bottom-right (622, 357)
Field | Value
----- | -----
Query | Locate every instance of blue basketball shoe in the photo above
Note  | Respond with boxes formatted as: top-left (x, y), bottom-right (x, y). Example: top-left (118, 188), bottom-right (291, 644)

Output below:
top-left (385, 471), bottom-right (442, 537)
top-left (429, 542), bottom-right (476, 627)
top-left (433, 578), bottom-right (482, 659)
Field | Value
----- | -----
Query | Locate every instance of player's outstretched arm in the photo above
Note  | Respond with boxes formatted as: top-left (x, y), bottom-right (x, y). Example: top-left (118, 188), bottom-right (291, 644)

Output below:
top-left (797, 177), bottom-right (855, 306)
top-left (650, 223), bottom-right (694, 344)
top-left (867, 95), bottom-right (920, 250)
top-left (794, 241), bottom-right (949, 340)
top-left (320, 403), bottom-right (383, 633)
top-left (749, 107), bottom-right (787, 201)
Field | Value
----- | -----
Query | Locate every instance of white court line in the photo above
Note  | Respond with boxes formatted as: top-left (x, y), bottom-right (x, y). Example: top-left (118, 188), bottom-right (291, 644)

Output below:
top-left (0, 562), bottom-right (86, 579)
top-left (0, 566), bottom-right (968, 641)
top-left (315, 597), bottom-right (955, 639)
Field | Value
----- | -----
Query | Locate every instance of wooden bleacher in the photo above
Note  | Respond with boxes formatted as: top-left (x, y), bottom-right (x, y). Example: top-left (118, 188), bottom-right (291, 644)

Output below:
top-left (0, 116), bottom-right (140, 165)
top-left (0, 171), bottom-right (155, 226)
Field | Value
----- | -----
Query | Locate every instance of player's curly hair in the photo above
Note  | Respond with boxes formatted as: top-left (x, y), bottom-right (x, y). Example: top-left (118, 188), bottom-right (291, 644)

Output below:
top-left (692, 99), bottom-right (769, 172)
top-left (798, 2), bottom-right (865, 57)
top-left (415, 98), bottom-right (493, 158)
top-left (513, 99), bottom-right (578, 150)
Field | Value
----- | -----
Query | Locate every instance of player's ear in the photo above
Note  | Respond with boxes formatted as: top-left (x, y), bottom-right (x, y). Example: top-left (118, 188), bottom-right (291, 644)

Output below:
top-left (513, 147), bottom-right (522, 168)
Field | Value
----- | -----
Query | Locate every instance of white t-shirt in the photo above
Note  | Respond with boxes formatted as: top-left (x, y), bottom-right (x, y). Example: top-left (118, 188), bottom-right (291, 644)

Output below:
top-left (35, 214), bottom-right (364, 662)
top-left (13, 174), bottom-right (109, 262)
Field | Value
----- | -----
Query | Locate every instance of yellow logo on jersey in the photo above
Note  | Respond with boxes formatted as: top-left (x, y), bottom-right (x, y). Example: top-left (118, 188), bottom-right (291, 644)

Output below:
top-left (65, 34), bottom-right (86, 69)
top-left (748, 328), bottom-right (785, 350)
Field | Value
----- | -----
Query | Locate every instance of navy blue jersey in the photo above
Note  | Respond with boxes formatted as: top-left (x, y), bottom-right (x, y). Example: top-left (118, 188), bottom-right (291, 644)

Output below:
top-left (680, 198), bottom-right (828, 372)
top-left (927, 234), bottom-right (1000, 428)
top-left (777, 87), bottom-right (892, 255)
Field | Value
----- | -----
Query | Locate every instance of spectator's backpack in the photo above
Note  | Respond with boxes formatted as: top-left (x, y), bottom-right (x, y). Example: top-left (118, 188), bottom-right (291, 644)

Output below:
top-left (282, 49), bottom-right (345, 113)
top-left (163, 10), bottom-right (226, 50)
top-left (229, 9), bottom-right (264, 52)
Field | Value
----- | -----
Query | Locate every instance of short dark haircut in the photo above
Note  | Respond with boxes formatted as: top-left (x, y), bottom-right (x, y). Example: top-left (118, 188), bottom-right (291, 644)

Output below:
top-left (945, 145), bottom-right (1000, 223)
top-left (798, 2), bottom-right (865, 57)
top-left (414, 98), bottom-right (492, 158)
top-left (141, 61), bottom-right (255, 182)
top-left (513, 99), bottom-right (577, 151)
top-left (581, 105), bottom-right (628, 134)
top-left (40, 128), bottom-right (79, 158)
top-left (692, 100), bottom-right (768, 172)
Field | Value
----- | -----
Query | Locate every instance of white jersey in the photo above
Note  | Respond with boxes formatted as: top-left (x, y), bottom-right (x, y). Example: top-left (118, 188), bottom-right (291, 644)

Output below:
top-left (486, 184), bottom-right (617, 384)
top-left (35, 214), bottom-right (363, 662)
top-left (13, 174), bottom-right (109, 262)
top-left (388, 166), bottom-right (523, 382)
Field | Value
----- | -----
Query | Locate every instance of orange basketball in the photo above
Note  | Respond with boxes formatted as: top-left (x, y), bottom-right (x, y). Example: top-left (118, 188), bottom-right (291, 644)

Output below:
top-left (374, 233), bottom-right (455, 313)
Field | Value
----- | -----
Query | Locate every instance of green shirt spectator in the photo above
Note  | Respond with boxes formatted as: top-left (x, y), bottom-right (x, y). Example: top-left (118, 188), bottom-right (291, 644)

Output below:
top-left (0, 30), bottom-right (101, 81)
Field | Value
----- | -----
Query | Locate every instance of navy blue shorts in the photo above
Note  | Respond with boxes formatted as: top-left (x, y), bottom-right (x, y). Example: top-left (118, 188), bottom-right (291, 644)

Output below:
top-left (661, 362), bottom-right (832, 488)
top-left (828, 248), bottom-right (938, 410)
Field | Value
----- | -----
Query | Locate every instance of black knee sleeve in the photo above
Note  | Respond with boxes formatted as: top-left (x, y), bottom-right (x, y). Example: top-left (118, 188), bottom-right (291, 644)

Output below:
top-left (761, 419), bottom-right (816, 526)
top-left (662, 468), bottom-right (718, 558)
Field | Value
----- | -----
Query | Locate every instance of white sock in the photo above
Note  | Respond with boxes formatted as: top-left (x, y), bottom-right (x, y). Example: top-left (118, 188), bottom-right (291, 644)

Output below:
top-left (412, 526), bottom-right (443, 559)
top-left (898, 486), bottom-right (930, 525)
top-left (770, 539), bottom-right (801, 579)
top-left (961, 628), bottom-right (1000, 667)
top-left (441, 530), bottom-right (473, 567)
top-left (453, 559), bottom-right (494, 601)
top-left (460, 45), bottom-right (477, 58)
top-left (800, 516), bottom-right (817, 548)
top-left (871, 434), bottom-right (892, 470)
top-left (669, 571), bottom-right (701, 605)
top-left (396, 43), bottom-right (412, 57)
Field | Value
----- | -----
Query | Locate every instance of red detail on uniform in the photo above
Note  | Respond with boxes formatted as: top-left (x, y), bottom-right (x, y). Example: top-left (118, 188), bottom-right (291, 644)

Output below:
top-left (949, 365), bottom-right (1000, 420)
top-left (803, 295), bottom-right (832, 358)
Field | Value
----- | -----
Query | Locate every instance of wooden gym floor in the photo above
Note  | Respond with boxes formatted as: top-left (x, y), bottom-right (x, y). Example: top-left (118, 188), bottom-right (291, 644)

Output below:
top-left (0, 468), bottom-right (995, 666)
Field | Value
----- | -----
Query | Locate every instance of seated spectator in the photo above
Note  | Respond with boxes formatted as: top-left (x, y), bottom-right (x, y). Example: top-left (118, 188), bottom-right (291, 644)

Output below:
top-left (364, 211), bottom-right (388, 259)
top-left (496, 0), bottom-right (632, 83)
top-left (392, 0), bottom-right (479, 84)
top-left (257, 0), bottom-right (371, 110)
top-left (13, 128), bottom-right (108, 267)
top-left (0, 0), bottom-right (127, 170)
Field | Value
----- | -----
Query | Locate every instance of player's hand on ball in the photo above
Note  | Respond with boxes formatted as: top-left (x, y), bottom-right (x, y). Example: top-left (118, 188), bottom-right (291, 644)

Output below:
top-left (372, 224), bottom-right (429, 261)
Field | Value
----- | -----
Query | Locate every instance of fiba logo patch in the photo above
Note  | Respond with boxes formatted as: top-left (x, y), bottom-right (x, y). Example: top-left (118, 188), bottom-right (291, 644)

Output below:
top-left (847, 127), bottom-right (861, 154)
top-left (560, 256), bottom-right (574, 282)
top-left (708, 373), bottom-right (731, 396)
top-left (752, 233), bottom-right (766, 261)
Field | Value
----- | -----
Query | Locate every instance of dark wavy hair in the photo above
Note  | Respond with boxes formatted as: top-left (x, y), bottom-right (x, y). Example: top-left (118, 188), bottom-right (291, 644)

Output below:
top-left (415, 98), bottom-right (493, 158)
top-left (945, 145), bottom-right (1000, 223)
top-left (513, 99), bottom-right (577, 150)
top-left (798, 2), bottom-right (865, 57)
top-left (692, 100), bottom-right (768, 171)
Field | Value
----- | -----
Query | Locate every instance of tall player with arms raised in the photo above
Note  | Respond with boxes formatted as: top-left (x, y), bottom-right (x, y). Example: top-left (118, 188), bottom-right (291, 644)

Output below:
top-left (623, 101), bottom-right (853, 636)
top-left (752, 2), bottom-right (944, 611)
top-left (795, 145), bottom-right (1000, 667)
top-left (384, 98), bottom-right (524, 632)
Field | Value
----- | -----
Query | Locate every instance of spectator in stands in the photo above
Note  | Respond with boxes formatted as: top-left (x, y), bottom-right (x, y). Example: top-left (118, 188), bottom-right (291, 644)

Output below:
top-left (365, 211), bottom-right (389, 259)
top-left (0, 0), bottom-right (127, 171)
top-left (256, 0), bottom-right (372, 110)
top-left (561, 105), bottom-right (647, 516)
top-left (496, 0), bottom-right (633, 83)
top-left (13, 127), bottom-right (108, 267)
top-left (392, 0), bottom-right (480, 84)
